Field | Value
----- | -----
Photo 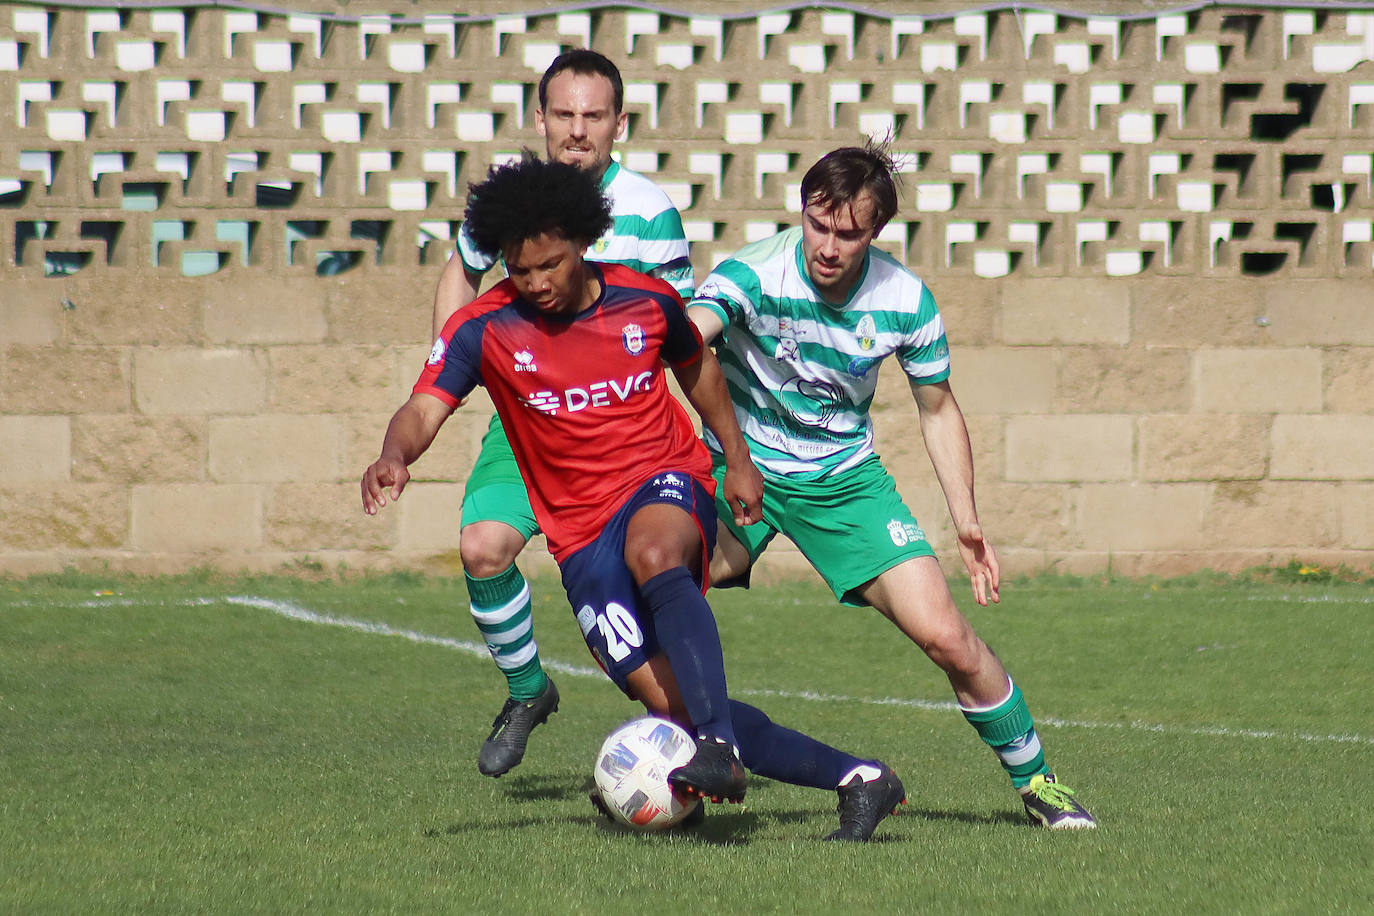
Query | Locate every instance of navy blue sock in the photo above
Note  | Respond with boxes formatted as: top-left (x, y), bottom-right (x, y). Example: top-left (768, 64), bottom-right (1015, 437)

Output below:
top-left (730, 700), bottom-right (867, 790)
top-left (640, 567), bottom-right (736, 749)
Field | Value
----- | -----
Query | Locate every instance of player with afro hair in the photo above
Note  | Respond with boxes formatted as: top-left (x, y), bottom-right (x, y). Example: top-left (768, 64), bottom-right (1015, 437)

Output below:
top-left (462, 151), bottom-right (614, 261)
top-left (364, 146), bottom-right (909, 841)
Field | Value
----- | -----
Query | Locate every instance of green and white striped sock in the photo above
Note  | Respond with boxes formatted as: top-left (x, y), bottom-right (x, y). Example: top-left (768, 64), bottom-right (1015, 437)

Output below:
top-left (960, 678), bottom-right (1050, 789)
top-left (466, 564), bottom-right (547, 702)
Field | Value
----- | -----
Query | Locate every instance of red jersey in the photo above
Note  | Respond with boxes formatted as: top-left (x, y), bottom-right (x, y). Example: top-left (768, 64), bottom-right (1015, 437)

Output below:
top-left (414, 262), bottom-right (714, 561)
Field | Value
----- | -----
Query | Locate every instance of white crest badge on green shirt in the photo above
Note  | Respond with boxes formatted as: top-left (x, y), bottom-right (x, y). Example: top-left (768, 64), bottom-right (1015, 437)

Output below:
top-left (856, 314), bottom-right (877, 352)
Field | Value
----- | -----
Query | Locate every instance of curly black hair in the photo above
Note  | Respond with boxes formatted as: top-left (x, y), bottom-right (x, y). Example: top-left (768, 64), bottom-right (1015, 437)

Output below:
top-left (462, 151), bottom-right (614, 258)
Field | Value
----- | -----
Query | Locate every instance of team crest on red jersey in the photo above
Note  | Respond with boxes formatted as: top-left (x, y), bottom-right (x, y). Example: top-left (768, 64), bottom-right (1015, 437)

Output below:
top-left (621, 323), bottom-right (645, 356)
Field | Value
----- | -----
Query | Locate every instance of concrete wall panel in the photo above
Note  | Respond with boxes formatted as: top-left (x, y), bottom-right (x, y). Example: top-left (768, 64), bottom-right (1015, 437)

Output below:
top-left (4, 3), bottom-right (1374, 575)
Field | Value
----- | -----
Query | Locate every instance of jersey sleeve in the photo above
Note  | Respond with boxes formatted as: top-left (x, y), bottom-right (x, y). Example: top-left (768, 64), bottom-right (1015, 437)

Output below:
top-left (454, 222), bottom-right (498, 276)
top-left (896, 284), bottom-right (951, 385)
top-left (688, 258), bottom-right (759, 336)
top-left (657, 293), bottom-right (706, 367)
top-left (413, 312), bottom-right (485, 407)
top-left (636, 208), bottom-right (695, 299)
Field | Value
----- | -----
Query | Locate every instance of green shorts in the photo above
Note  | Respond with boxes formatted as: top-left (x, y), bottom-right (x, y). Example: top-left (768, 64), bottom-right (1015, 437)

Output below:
top-left (713, 455), bottom-right (933, 607)
top-left (460, 415), bottom-right (540, 540)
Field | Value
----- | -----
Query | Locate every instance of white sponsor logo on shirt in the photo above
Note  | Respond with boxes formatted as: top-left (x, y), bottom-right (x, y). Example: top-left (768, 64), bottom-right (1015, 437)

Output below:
top-left (520, 371), bottom-right (654, 415)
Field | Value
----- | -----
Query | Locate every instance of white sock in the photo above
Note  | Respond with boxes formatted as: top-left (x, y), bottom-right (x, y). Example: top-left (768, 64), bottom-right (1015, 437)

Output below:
top-left (698, 734), bottom-right (741, 759)
top-left (838, 763), bottom-right (884, 788)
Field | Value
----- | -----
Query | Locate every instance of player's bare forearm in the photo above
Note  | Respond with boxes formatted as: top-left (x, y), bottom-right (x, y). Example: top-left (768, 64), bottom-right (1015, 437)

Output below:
top-left (672, 350), bottom-right (737, 460)
top-left (911, 379), bottom-right (1000, 603)
top-left (431, 254), bottom-right (482, 341)
top-left (361, 393), bottom-right (453, 515)
top-left (672, 351), bottom-right (763, 525)
top-left (911, 380), bottom-right (979, 530)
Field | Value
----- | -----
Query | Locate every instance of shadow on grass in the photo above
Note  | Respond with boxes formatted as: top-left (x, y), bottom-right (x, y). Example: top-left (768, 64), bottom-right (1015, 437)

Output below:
top-left (424, 774), bottom-right (761, 845)
top-left (905, 805), bottom-right (1026, 828)
top-left (596, 806), bottom-right (761, 846)
top-left (740, 802), bottom-right (1022, 840)
top-left (423, 808), bottom-right (761, 846)
top-left (501, 773), bottom-right (576, 802)
top-left (422, 774), bottom-right (1023, 843)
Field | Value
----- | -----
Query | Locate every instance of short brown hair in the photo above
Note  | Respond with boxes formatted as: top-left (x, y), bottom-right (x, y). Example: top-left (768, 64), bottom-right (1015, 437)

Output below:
top-left (538, 49), bottom-right (624, 114)
top-left (799, 141), bottom-right (900, 234)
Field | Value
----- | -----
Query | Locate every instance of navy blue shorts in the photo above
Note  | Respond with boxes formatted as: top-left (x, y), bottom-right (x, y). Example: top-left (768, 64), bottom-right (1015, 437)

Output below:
top-left (559, 471), bottom-right (717, 694)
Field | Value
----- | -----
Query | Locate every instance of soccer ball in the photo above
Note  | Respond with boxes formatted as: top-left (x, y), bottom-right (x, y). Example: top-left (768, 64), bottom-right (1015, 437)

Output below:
top-left (593, 716), bottom-right (701, 831)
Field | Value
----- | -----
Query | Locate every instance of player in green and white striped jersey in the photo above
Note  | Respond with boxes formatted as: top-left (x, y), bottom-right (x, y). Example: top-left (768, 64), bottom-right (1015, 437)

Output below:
top-left (689, 224), bottom-right (949, 480)
top-left (689, 143), bottom-right (1096, 829)
top-left (429, 50), bottom-right (692, 779)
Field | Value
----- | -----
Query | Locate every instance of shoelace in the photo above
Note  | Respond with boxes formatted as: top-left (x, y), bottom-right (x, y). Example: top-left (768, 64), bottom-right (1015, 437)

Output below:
top-left (1028, 777), bottom-right (1078, 811)
top-left (490, 699), bottom-right (519, 728)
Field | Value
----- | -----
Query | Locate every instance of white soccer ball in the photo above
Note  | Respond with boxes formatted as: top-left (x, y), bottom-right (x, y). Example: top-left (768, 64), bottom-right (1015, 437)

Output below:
top-left (593, 716), bottom-right (701, 831)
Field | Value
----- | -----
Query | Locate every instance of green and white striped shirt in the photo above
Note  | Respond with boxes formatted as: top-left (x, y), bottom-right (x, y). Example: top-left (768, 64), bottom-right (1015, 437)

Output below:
top-left (456, 160), bottom-right (693, 298)
top-left (691, 226), bottom-right (949, 479)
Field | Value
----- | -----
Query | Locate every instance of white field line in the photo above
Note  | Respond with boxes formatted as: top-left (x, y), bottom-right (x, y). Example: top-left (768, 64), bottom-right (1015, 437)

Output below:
top-left (14, 593), bottom-right (1374, 748)
top-left (1249, 593), bottom-right (1374, 604)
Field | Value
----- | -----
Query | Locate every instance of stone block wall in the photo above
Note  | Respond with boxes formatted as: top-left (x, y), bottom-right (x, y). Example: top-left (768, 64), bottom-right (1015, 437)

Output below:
top-left (2, 1), bottom-right (1373, 577)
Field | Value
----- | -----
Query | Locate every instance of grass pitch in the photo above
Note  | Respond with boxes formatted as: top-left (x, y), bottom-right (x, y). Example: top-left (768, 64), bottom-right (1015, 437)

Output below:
top-left (2, 570), bottom-right (1371, 914)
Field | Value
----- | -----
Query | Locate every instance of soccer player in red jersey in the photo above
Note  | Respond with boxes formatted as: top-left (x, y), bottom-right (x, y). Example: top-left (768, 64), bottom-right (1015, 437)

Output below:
top-left (361, 154), bottom-right (905, 839)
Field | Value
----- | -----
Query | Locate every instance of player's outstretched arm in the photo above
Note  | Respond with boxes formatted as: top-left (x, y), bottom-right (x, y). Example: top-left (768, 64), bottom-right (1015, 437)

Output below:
top-left (687, 303), bottom-right (726, 346)
top-left (431, 253), bottom-right (483, 341)
top-left (671, 348), bottom-right (763, 526)
top-left (909, 379), bottom-right (1001, 605)
top-left (362, 393), bottom-right (455, 515)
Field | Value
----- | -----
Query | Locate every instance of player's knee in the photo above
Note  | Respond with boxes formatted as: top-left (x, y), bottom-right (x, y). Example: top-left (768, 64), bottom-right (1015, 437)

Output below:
top-left (459, 526), bottom-right (522, 578)
top-left (624, 540), bottom-right (690, 584)
top-left (923, 624), bottom-right (988, 676)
